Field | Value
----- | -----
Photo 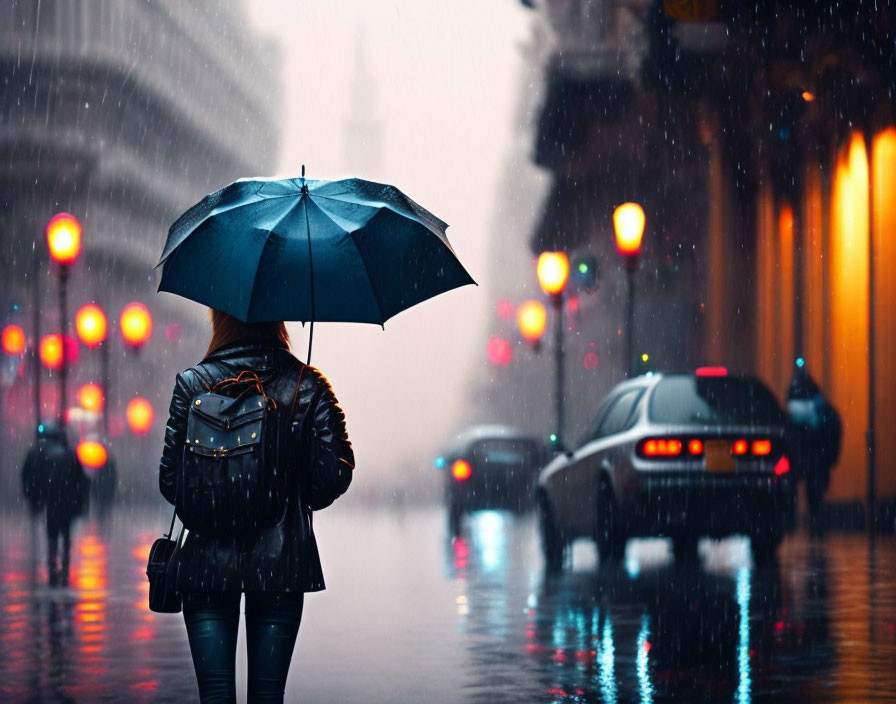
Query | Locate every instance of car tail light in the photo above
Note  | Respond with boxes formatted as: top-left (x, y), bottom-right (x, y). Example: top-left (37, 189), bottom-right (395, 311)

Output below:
top-left (774, 455), bottom-right (790, 476)
top-left (751, 439), bottom-right (772, 456)
top-left (687, 439), bottom-right (704, 456)
top-left (732, 439), bottom-right (749, 456)
top-left (695, 366), bottom-right (728, 376)
top-left (452, 459), bottom-right (472, 481)
top-left (640, 438), bottom-right (683, 457)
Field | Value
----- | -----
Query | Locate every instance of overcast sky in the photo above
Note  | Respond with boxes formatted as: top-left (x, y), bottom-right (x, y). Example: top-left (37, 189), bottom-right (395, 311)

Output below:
top-left (245, 1), bottom-right (533, 478)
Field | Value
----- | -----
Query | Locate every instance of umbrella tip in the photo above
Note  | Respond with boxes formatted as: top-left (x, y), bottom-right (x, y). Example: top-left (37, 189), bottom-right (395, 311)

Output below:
top-left (301, 164), bottom-right (307, 193)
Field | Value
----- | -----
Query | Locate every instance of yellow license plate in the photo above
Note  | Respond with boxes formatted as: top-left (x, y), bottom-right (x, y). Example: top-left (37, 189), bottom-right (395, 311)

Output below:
top-left (705, 440), bottom-right (735, 472)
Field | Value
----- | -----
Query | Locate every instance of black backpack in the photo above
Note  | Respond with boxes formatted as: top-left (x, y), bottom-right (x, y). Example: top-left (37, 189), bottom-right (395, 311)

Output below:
top-left (177, 365), bottom-right (304, 537)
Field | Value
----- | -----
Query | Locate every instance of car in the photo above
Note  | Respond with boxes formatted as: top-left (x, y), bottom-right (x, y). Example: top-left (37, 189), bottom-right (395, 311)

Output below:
top-left (441, 425), bottom-right (547, 533)
top-left (537, 369), bottom-right (795, 570)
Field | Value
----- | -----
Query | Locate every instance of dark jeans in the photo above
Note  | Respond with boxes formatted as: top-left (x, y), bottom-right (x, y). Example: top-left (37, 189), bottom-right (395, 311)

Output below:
top-left (46, 519), bottom-right (71, 587)
top-left (183, 591), bottom-right (304, 704)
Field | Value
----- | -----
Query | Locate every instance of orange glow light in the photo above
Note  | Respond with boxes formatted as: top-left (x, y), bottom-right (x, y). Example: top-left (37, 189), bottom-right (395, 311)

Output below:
top-left (2, 324), bottom-right (26, 355)
top-left (688, 439), bottom-right (704, 455)
top-left (732, 439), bottom-right (749, 456)
top-left (75, 304), bottom-right (107, 347)
top-left (120, 302), bottom-right (153, 347)
top-left (751, 439), bottom-right (772, 456)
top-left (613, 202), bottom-right (646, 257)
top-left (76, 441), bottom-right (108, 469)
top-left (452, 459), bottom-right (472, 481)
top-left (517, 300), bottom-right (547, 343)
top-left (126, 397), bottom-right (154, 435)
top-left (536, 252), bottom-right (570, 296)
top-left (46, 213), bottom-right (82, 265)
top-left (801, 91), bottom-right (815, 102)
top-left (77, 383), bottom-right (105, 413)
top-left (39, 334), bottom-right (64, 369)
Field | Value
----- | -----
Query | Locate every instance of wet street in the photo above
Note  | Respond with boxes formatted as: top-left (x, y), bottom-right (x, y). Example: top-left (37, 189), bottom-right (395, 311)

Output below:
top-left (1, 504), bottom-right (896, 703)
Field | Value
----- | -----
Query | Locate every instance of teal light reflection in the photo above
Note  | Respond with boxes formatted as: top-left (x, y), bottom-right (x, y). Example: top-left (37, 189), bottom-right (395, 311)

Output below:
top-left (636, 613), bottom-right (653, 703)
top-left (598, 618), bottom-right (618, 704)
top-left (736, 566), bottom-right (752, 704)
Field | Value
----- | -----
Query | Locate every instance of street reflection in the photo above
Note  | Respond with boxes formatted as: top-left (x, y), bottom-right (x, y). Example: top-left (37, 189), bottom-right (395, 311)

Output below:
top-left (0, 516), bottom-right (194, 702)
top-left (443, 509), bottom-right (896, 704)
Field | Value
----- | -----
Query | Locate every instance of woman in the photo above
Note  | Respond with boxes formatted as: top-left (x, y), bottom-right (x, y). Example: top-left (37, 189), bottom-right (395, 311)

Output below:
top-left (159, 309), bottom-right (354, 703)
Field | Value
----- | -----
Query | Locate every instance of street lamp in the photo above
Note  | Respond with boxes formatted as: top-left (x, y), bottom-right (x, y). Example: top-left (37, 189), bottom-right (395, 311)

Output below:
top-left (47, 212), bottom-right (82, 423)
top-left (120, 302), bottom-right (153, 350)
top-left (76, 303), bottom-right (111, 435)
top-left (537, 251), bottom-right (570, 448)
top-left (613, 203), bottom-right (645, 377)
top-left (2, 324), bottom-right (26, 356)
top-left (517, 300), bottom-right (547, 347)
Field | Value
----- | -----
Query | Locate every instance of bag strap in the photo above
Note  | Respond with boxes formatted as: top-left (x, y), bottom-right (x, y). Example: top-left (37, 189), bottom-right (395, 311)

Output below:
top-left (164, 504), bottom-right (180, 542)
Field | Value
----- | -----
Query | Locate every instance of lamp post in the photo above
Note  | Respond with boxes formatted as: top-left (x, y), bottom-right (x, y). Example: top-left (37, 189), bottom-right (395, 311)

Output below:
top-left (75, 303), bottom-right (109, 435)
top-left (613, 203), bottom-right (645, 378)
top-left (46, 213), bottom-right (82, 424)
top-left (537, 251), bottom-right (570, 448)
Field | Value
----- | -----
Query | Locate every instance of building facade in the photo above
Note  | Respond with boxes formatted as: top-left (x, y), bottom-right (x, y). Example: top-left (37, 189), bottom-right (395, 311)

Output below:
top-left (475, 0), bottom-right (896, 525)
top-left (0, 0), bottom-right (280, 499)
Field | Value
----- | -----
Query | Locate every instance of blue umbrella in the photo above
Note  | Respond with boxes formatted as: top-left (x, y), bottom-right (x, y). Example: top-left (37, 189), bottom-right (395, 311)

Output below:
top-left (157, 169), bottom-right (475, 359)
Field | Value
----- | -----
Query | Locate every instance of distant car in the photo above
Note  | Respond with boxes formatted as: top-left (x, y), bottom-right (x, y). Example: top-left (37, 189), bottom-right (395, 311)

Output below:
top-left (442, 425), bottom-right (547, 532)
top-left (537, 370), bottom-right (795, 569)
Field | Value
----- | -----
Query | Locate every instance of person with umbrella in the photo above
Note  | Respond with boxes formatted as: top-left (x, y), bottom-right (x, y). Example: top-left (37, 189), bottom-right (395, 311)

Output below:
top-left (156, 171), bottom-right (473, 703)
top-left (21, 422), bottom-right (89, 587)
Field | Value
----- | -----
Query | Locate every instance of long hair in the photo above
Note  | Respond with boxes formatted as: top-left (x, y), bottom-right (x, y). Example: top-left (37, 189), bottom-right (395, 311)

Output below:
top-left (205, 309), bottom-right (290, 358)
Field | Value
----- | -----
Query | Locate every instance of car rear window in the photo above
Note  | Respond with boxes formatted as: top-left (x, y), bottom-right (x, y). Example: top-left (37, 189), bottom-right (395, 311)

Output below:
top-left (649, 376), bottom-right (784, 427)
top-left (471, 439), bottom-right (542, 467)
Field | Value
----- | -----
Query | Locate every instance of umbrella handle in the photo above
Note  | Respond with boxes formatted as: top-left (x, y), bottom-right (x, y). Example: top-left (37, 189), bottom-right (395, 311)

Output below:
top-left (303, 179), bottom-right (315, 365)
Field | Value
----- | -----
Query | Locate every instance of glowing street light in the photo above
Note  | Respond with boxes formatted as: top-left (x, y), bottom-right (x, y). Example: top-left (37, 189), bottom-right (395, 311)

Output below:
top-left (39, 334), bottom-right (64, 370)
top-left (614, 202), bottom-right (646, 377)
top-left (75, 304), bottom-right (107, 348)
top-left (76, 440), bottom-right (108, 470)
top-left (46, 213), bottom-right (82, 265)
top-left (536, 252), bottom-right (570, 296)
top-left (77, 383), bottom-right (105, 414)
top-left (126, 397), bottom-right (154, 435)
top-left (120, 302), bottom-right (153, 349)
top-left (536, 251), bottom-right (570, 448)
top-left (47, 212), bottom-right (82, 424)
top-left (2, 324), bottom-right (26, 356)
top-left (517, 300), bottom-right (547, 345)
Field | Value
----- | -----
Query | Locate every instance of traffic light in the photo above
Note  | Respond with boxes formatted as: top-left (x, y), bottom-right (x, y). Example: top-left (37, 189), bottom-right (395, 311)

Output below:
top-left (571, 254), bottom-right (599, 291)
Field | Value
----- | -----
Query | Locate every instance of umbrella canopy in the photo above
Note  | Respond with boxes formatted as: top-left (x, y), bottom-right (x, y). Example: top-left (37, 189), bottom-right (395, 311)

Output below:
top-left (157, 174), bottom-right (475, 325)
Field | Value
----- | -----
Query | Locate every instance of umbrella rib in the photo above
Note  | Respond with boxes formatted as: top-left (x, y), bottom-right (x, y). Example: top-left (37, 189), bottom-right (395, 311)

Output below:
top-left (243, 198), bottom-right (308, 321)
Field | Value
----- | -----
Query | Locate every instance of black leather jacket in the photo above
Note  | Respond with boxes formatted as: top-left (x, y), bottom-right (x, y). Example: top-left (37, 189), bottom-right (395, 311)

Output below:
top-left (159, 339), bottom-right (354, 593)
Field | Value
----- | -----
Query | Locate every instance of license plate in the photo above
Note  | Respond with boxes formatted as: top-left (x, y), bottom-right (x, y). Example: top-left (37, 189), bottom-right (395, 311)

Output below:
top-left (705, 440), bottom-right (735, 472)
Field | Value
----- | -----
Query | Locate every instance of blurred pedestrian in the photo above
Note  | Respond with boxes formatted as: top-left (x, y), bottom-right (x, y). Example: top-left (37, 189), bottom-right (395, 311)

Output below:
top-left (159, 309), bottom-right (353, 704)
top-left (785, 360), bottom-right (842, 535)
top-left (21, 422), bottom-right (90, 586)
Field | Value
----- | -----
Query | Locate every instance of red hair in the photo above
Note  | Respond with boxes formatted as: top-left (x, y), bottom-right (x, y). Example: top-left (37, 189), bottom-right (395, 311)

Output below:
top-left (205, 309), bottom-right (290, 358)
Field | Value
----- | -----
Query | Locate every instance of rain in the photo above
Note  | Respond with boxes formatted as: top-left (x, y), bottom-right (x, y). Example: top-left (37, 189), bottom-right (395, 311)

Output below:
top-left (1, 1), bottom-right (895, 702)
